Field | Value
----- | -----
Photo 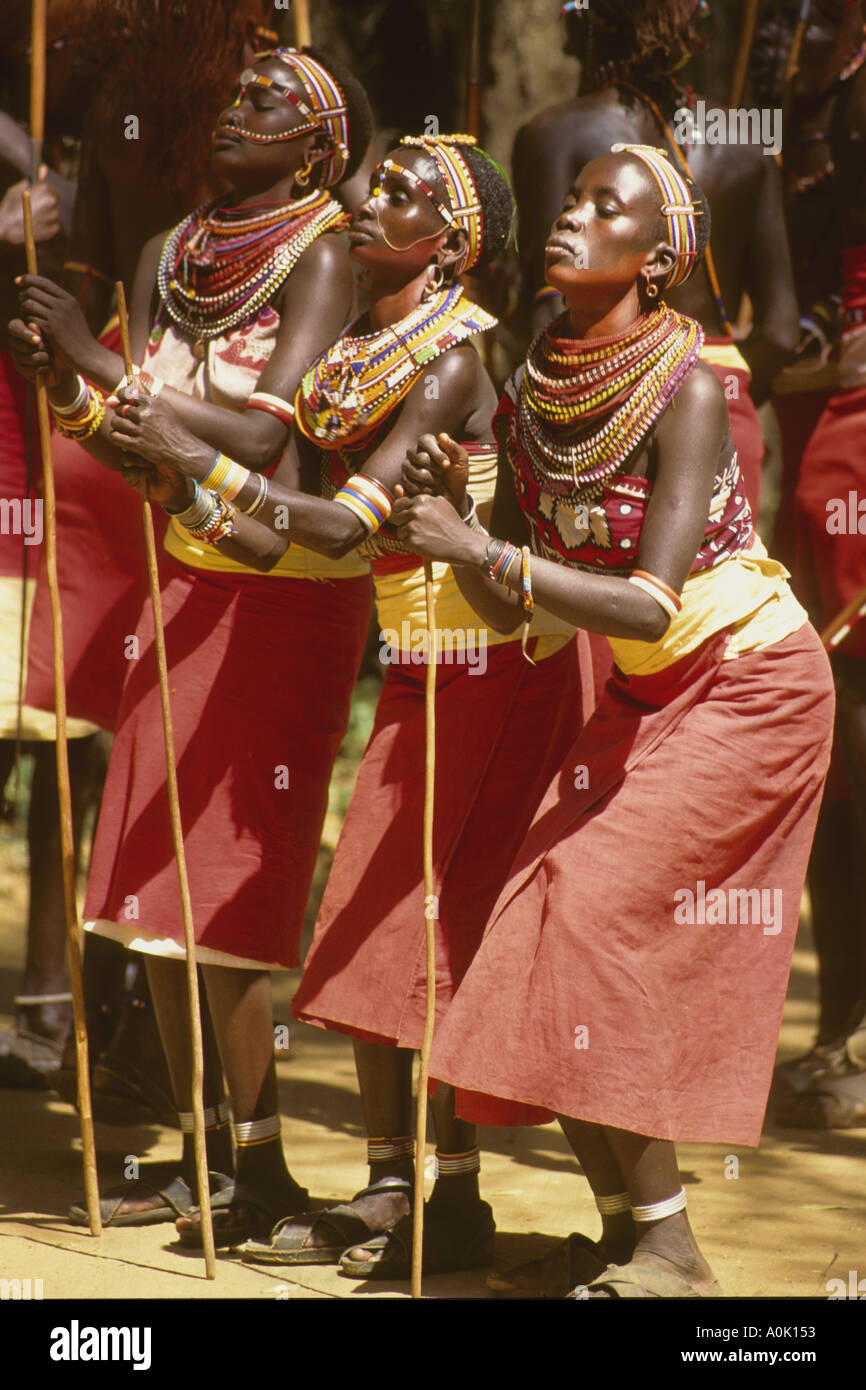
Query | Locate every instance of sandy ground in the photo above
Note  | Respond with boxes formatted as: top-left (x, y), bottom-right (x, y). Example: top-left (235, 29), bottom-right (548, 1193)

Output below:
top-left (1, 826), bottom-right (864, 1303)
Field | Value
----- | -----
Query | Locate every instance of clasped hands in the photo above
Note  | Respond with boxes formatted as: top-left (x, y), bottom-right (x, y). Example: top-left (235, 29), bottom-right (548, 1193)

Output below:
top-left (393, 432), bottom-right (484, 566)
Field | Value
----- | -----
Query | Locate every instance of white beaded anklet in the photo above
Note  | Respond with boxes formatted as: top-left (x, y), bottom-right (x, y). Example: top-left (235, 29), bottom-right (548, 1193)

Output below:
top-left (631, 1187), bottom-right (687, 1222)
top-left (178, 1099), bottom-right (232, 1133)
top-left (233, 1114), bottom-right (282, 1147)
top-left (595, 1190), bottom-right (631, 1215)
top-left (367, 1137), bottom-right (414, 1163)
top-left (434, 1148), bottom-right (481, 1178)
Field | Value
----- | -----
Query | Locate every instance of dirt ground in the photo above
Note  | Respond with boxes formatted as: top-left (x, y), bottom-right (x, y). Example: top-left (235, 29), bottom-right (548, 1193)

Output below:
top-left (0, 816), bottom-right (864, 1302)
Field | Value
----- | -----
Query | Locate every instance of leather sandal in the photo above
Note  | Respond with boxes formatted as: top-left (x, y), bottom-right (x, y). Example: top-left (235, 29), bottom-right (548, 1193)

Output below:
top-left (237, 1176), bottom-right (413, 1266)
top-left (487, 1232), bottom-right (607, 1298)
top-left (176, 1180), bottom-right (310, 1249)
top-left (68, 1166), bottom-right (233, 1227)
top-left (579, 1259), bottom-right (723, 1299)
top-left (339, 1200), bottom-right (496, 1280)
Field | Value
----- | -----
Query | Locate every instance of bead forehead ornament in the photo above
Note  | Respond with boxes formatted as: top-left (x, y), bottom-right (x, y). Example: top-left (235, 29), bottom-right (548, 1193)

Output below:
top-left (610, 143), bottom-right (702, 290)
top-left (230, 47), bottom-right (350, 185)
top-left (372, 135), bottom-right (484, 274)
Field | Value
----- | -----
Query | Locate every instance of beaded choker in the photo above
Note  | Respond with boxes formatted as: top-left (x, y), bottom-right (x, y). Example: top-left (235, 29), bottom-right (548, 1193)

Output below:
top-left (295, 284), bottom-right (496, 448)
top-left (516, 306), bottom-right (703, 503)
top-left (157, 190), bottom-right (349, 348)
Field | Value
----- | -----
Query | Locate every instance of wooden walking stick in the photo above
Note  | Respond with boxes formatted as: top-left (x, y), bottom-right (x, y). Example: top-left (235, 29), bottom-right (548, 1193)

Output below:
top-left (782, 0), bottom-right (813, 125)
top-left (294, 0), bottom-right (311, 48)
top-left (465, 0), bottom-right (483, 139)
top-left (411, 557), bottom-right (437, 1300)
top-left (21, 193), bottom-right (102, 1237)
top-left (114, 283), bottom-right (216, 1280)
top-left (728, 0), bottom-right (761, 108)
top-left (24, 0), bottom-right (101, 1239)
top-left (822, 583), bottom-right (866, 652)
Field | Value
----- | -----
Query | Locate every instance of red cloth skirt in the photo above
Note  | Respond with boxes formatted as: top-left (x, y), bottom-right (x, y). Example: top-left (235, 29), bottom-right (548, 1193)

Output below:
top-left (431, 623), bottom-right (834, 1146)
top-left (0, 349), bottom-right (35, 580)
top-left (793, 384), bottom-right (866, 659)
top-left (83, 556), bottom-right (371, 966)
top-left (703, 344), bottom-right (764, 517)
top-left (293, 634), bottom-right (592, 1056)
top-left (24, 324), bottom-right (170, 732)
top-left (771, 388), bottom-right (833, 577)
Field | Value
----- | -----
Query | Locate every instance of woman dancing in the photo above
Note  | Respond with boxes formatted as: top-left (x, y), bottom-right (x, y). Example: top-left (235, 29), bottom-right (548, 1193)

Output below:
top-left (393, 144), bottom-right (835, 1297)
top-left (110, 133), bottom-right (592, 1275)
top-left (10, 46), bottom-right (374, 1243)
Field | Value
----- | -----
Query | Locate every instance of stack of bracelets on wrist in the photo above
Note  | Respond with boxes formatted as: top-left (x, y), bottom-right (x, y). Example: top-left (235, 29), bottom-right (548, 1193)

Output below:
top-left (628, 568), bottom-right (682, 620)
top-left (189, 491), bottom-right (237, 545)
top-left (51, 375), bottom-right (106, 439)
top-left (484, 537), bottom-right (536, 662)
top-left (166, 481), bottom-right (237, 545)
top-left (332, 474), bottom-right (393, 536)
top-left (200, 451), bottom-right (270, 517)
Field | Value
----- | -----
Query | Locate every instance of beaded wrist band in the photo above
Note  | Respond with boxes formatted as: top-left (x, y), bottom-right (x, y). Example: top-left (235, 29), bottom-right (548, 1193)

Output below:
top-left (333, 474), bottom-right (393, 535)
top-left (168, 482), bottom-right (215, 529)
top-left (629, 569), bottom-right (682, 621)
top-left (187, 493), bottom-right (237, 545)
top-left (246, 391), bottom-right (296, 428)
top-left (52, 384), bottom-right (105, 440)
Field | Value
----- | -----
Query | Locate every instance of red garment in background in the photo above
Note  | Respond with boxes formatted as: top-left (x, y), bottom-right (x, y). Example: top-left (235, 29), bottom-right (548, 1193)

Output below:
top-left (24, 324), bottom-right (169, 732)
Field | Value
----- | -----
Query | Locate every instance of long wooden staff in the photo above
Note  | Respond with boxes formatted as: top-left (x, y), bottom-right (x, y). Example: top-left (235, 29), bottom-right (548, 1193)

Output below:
top-left (21, 194), bottom-right (102, 1236)
top-left (782, 0), bottom-right (813, 124)
top-left (114, 284), bottom-right (215, 1280)
top-left (822, 584), bottom-right (866, 652)
top-left (728, 0), bottom-right (761, 108)
top-left (24, 0), bottom-right (101, 1239)
top-left (411, 556), bottom-right (437, 1300)
top-left (294, 0), bottom-right (311, 48)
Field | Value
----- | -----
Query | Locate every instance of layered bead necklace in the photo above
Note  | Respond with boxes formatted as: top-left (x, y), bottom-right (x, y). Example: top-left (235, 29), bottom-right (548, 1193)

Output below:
top-left (516, 306), bottom-right (703, 503)
top-left (157, 189), bottom-right (349, 351)
top-left (295, 284), bottom-right (496, 448)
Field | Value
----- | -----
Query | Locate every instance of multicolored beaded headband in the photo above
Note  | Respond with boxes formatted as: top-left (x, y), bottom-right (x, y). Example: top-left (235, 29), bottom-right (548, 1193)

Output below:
top-left (610, 142), bottom-right (702, 289)
top-left (234, 47), bottom-right (350, 185)
top-left (397, 135), bottom-right (484, 273)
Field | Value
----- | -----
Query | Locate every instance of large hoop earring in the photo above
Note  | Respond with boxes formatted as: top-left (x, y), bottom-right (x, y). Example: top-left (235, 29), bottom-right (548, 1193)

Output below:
top-left (423, 264), bottom-right (445, 301)
top-left (295, 163), bottom-right (312, 187)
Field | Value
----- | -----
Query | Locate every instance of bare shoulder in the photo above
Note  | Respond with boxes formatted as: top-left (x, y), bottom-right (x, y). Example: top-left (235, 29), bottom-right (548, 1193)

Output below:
top-left (515, 91), bottom-right (620, 159)
top-left (659, 359), bottom-right (727, 438)
top-left (295, 229), bottom-right (352, 278)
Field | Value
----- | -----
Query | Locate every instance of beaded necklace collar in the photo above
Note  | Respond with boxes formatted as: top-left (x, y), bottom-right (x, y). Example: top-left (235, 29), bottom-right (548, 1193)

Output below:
top-left (515, 305), bottom-right (703, 503)
top-left (295, 284), bottom-right (496, 448)
top-left (157, 190), bottom-right (349, 352)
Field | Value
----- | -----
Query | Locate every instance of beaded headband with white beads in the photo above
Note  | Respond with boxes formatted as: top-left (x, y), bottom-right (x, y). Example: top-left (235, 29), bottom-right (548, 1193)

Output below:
top-left (611, 143), bottom-right (702, 289)
top-left (398, 135), bottom-right (485, 273)
top-left (247, 47), bottom-right (350, 186)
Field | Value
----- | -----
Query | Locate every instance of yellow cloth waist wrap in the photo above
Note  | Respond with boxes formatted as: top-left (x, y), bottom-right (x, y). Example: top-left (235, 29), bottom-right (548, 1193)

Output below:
top-left (608, 535), bottom-right (808, 676)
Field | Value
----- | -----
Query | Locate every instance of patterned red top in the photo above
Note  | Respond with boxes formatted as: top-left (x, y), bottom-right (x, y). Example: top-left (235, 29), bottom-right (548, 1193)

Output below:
top-left (494, 369), bottom-right (754, 577)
